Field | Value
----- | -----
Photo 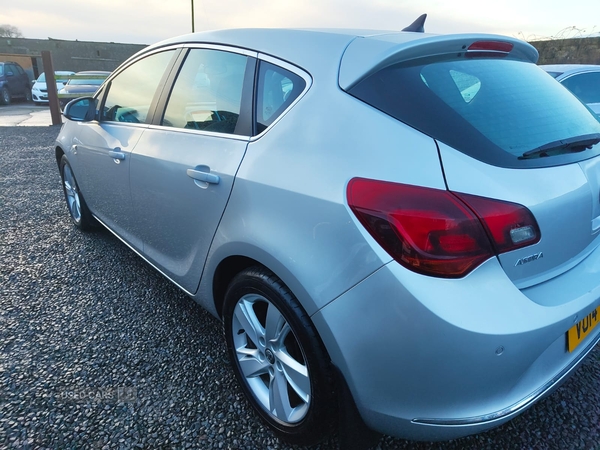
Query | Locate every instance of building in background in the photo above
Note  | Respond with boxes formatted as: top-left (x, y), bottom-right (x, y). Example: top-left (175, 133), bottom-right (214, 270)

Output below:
top-left (0, 37), bottom-right (146, 81)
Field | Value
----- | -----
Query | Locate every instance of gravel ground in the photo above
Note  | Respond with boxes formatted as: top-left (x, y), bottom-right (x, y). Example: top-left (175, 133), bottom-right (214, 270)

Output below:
top-left (1, 126), bottom-right (600, 449)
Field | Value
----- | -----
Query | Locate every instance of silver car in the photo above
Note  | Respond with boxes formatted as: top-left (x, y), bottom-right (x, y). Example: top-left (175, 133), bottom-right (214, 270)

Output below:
top-left (55, 20), bottom-right (600, 446)
top-left (540, 64), bottom-right (600, 115)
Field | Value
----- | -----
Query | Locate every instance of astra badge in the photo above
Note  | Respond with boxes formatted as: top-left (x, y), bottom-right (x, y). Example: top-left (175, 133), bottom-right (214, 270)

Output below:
top-left (515, 252), bottom-right (543, 266)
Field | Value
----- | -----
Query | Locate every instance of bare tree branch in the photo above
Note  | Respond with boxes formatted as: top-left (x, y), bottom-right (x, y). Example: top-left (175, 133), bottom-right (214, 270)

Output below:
top-left (0, 24), bottom-right (24, 38)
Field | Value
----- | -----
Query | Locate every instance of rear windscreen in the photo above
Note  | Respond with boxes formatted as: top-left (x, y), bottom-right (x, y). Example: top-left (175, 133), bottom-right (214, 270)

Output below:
top-left (349, 57), bottom-right (600, 168)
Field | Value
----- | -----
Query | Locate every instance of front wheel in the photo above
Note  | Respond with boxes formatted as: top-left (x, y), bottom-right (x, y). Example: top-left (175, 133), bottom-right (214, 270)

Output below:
top-left (59, 155), bottom-right (95, 231)
top-left (223, 267), bottom-right (336, 445)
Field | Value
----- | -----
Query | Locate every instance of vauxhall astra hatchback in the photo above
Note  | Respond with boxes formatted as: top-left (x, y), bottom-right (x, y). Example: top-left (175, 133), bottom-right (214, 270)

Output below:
top-left (55, 18), bottom-right (600, 446)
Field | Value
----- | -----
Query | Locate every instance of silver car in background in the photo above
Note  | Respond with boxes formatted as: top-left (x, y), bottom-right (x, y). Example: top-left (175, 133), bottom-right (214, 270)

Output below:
top-left (540, 64), bottom-right (600, 115)
top-left (55, 20), bottom-right (600, 447)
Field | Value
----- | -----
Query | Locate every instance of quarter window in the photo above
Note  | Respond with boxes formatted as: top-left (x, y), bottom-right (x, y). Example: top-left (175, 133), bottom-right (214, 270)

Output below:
top-left (162, 49), bottom-right (248, 135)
top-left (101, 50), bottom-right (175, 124)
top-left (256, 61), bottom-right (305, 133)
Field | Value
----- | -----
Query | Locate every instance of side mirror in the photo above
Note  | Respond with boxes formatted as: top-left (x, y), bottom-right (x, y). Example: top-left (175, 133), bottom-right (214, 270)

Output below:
top-left (63, 97), bottom-right (96, 122)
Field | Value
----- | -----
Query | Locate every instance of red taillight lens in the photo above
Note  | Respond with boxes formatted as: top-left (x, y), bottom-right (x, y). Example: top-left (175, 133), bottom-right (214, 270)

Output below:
top-left (454, 192), bottom-right (540, 253)
top-left (347, 178), bottom-right (540, 278)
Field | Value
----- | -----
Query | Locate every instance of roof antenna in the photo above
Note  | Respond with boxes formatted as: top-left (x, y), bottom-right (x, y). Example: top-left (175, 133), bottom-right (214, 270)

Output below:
top-left (402, 14), bottom-right (427, 33)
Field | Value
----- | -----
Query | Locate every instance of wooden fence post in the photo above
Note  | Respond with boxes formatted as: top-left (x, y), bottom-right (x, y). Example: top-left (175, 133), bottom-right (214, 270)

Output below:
top-left (41, 51), bottom-right (62, 126)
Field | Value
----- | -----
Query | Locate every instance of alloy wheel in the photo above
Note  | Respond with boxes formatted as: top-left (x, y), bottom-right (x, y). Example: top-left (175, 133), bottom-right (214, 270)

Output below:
top-left (62, 163), bottom-right (82, 223)
top-left (231, 293), bottom-right (311, 424)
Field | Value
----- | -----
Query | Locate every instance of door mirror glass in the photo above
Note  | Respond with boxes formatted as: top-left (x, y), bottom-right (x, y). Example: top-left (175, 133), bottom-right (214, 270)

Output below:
top-left (63, 97), bottom-right (96, 122)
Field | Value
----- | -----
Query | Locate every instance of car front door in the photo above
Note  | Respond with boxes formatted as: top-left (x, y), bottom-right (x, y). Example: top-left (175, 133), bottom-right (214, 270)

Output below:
top-left (73, 50), bottom-right (178, 249)
top-left (129, 47), bottom-right (255, 293)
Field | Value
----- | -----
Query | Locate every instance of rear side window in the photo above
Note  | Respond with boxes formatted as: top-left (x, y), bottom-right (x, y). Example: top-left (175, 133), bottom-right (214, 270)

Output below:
top-left (162, 48), bottom-right (248, 135)
top-left (255, 61), bottom-right (305, 134)
top-left (561, 72), bottom-right (600, 104)
top-left (349, 58), bottom-right (600, 168)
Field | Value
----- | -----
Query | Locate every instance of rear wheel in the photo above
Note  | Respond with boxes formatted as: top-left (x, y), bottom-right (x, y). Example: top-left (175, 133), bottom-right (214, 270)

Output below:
top-left (223, 267), bottom-right (336, 445)
top-left (59, 155), bottom-right (95, 231)
top-left (1, 87), bottom-right (10, 105)
top-left (24, 89), bottom-right (32, 102)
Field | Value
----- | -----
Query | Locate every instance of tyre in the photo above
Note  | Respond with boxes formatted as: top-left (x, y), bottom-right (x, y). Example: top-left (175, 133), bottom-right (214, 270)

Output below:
top-left (223, 267), bottom-right (336, 445)
top-left (59, 155), bottom-right (95, 231)
top-left (1, 87), bottom-right (10, 105)
top-left (24, 89), bottom-right (32, 102)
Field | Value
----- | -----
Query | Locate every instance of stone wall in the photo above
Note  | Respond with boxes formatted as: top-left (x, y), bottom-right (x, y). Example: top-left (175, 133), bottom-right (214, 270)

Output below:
top-left (0, 37), bottom-right (146, 81)
top-left (529, 37), bottom-right (600, 65)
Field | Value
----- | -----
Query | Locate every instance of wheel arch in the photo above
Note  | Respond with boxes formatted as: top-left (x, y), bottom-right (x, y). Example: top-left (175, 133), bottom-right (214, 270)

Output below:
top-left (212, 255), bottom-right (257, 318)
top-left (208, 244), bottom-right (319, 320)
top-left (55, 145), bottom-right (65, 168)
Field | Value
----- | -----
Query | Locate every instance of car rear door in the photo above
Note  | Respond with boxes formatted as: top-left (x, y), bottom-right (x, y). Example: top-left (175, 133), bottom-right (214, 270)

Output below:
top-left (129, 47), bottom-right (255, 293)
top-left (6, 64), bottom-right (23, 96)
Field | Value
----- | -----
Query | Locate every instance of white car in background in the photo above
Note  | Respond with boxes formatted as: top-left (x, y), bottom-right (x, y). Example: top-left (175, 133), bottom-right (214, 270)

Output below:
top-left (541, 64), bottom-right (600, 115)
top-left (31, 71), bottom-right (75, 105)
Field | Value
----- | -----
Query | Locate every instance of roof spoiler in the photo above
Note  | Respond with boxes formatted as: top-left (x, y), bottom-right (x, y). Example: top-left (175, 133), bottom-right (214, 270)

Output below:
top-left (402, 14), bottom-right (427, 33)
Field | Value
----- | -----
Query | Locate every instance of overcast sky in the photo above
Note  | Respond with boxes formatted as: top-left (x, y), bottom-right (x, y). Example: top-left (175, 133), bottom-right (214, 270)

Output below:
top-left (2, 0), bottom-right (599, 45)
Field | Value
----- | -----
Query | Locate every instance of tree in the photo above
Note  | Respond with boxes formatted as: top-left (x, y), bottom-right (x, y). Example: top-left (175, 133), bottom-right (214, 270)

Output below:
top-left (0, 25), bottom-right (23, 38)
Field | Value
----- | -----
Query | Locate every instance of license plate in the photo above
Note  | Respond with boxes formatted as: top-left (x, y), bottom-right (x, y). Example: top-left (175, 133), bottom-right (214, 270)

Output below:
top-left (567, 306), bottom-right (600, 352)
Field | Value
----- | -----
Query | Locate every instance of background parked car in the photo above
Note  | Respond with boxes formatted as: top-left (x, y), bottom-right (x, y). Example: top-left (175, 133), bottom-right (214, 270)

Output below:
top-left (31, 71), bottom-right (75, 105)
top-left (58, 71), bottom-right (110, 109)
top-left (540, 64), bottom-right (600, 115)
top-left (0, 61), bottom-right (31, 105)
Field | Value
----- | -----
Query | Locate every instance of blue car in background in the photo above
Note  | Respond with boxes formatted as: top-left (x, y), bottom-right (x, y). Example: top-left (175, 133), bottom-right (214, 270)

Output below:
top-left (0, 61), bottom-right (31, 105)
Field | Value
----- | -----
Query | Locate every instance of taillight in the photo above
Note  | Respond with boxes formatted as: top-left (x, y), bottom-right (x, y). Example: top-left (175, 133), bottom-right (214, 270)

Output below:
top-left (466, 41), bottom-right (513, 59)
top-left (467, 41), bottom-right (514, 53)
top-left (347, 178), bottom-right (540, 278)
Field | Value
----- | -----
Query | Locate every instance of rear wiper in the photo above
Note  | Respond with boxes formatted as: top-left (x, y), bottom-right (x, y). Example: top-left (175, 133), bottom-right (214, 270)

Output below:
top-left (519, 133), bottom-right (600, 159)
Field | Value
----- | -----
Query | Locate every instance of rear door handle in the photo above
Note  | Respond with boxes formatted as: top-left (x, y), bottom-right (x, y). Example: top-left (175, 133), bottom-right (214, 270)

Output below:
top-left (187, 166), bottom-right (220, 186)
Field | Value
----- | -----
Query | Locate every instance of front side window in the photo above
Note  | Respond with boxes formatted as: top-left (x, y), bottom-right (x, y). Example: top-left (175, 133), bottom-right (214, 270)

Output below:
top-left (102, 50), bottom-right (175, 124)
top-left (162, 48), bottom-right (248, 135)
top-left (561, 72), bottom-right (600, 104)
top-left (349, 57), bottom-right (600, 168)
top-left (256, 61), bottom-right (305, 133)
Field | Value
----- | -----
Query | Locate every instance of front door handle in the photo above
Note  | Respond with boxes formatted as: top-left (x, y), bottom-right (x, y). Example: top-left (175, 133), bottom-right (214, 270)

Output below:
top-left (108, 148), bottom-right (125, 160)
top-left (187, 166), bottom-right (220, 186)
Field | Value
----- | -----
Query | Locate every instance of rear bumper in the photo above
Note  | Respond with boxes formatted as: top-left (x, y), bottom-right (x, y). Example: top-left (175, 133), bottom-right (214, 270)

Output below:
top-left (311, 257), bottom-right (600, 441)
